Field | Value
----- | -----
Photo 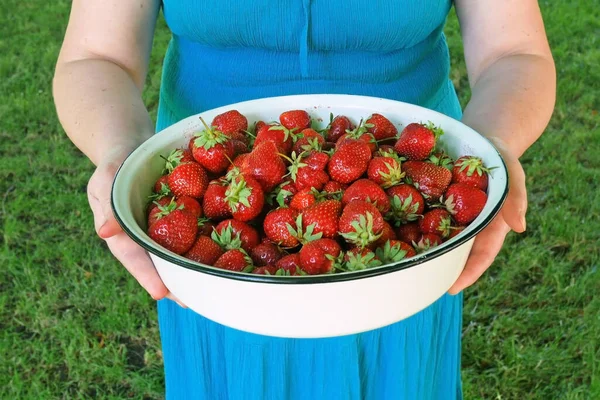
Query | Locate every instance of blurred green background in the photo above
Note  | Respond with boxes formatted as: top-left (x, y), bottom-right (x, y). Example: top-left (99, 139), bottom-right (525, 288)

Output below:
top-left (1, 1), bottom-right (598, 398)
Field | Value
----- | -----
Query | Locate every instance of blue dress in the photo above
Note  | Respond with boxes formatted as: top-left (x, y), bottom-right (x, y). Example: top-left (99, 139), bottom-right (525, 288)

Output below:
top-left (156, 1), bottom-right (464, 398)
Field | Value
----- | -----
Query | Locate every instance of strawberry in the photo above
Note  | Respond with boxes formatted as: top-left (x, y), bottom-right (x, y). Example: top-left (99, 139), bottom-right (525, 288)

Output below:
top-left (252, 265), bottom-right (280, 275)
top-left (374, 220), bottom-right (397, 248)
top-left (213, 219), bottom-right (260, 253)
top-left (342, 248), bottom-right (382, 271)
top-left (428, 151), bottom-right (454, 171)
top-left (214, 249), bottom-right (254, 272)
top-left (148, 208), bottom-right (198, 255)
top-left (245, 141), bottom-right (287, 192)
top-left (211, 110), bottom-right (248, 136)
top-left (202, 180), bottom-right (232, 220)
top-left (375, 240), bottom-right (416, 263)
top-left (266, 181), bottom-right (297, 208)
top-left (147, 196), bottom-right (200, 227)
top-left (325, 114), bottom-right (354, 143)
top-left (230, 139), bottom-right (249, 155)
top-left (254, 122), bottom-right (293, 154)
top-left (414, 233), bottom-right (442, 253)
top-left (374, 145), bottom-right (398, 158)
top-left (303, 151), bottom-right (329, 171)
top-left (402, 160), bottom-right (452, 200)
top-left (290, 188), bottom-right (318, 210)
top-left (263, 207), bottom-right (302, 247)
top-left (280, 110), bottom-right (311, 131)
top-left (147, 196), bottom-right (174, 227)
top-left (292, 128), bottom-right (325, 154)
top-left (286, 152), bottom-right (329, 191)
top-left (395, 222), bottom-right (421, 244)
top-left (366, 113), bottom-right (398, 141)
top-left (442, 183), bottom-right (488, 225)
top-left (299, 238), bottom-right (342, 274)
top-left (175, 196), bottom-right (203, 218)
top-left (197, 217), bottom-right (216, 237)
top-left (451, 156), bottom-right (491, 191)
top-left (228, 153), bottom-right (250, 174)
top-left (322, 181), bottom-right (346, 199)
top-left (339, 201), bottom-right (384, 249)
top-left (167, 162), bottom-right (209, 199)
top-left (184, 236), bottom-right (224, 265)
top-left (152, 175), bottom-right (171, 196)
top-left (367, 157), bottom-right (405, 188)
top-left (276, 253), bottom-right (303, 275)
top-left (225, 174), bottom-right (265, 222)
top-left (419, 209), bottom-right (452, 238)
top-left (394, 122), bottom-right (443, 161)
top-left (342, 179), bottom-right (391, 213)
top-left (448, 226), bottom-right (465, 239)
top-left (190, 118), bottom-right (236, 174)
top-left (386, 184), bottom-right (425, 225)
top-left (250, 243), bottom-right (283, 266)
top-left (302, 200), bottom-right (342, 239)
top-left (336, 120), bottom-right (377, 153)
top-left (328, 141), bottom-right (371, 184)
top-left (163, 149), bottom-right (195, 174)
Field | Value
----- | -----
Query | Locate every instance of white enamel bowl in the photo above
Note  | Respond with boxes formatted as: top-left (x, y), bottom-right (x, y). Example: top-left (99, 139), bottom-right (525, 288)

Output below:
top-left (112, 94), bottom-right (508, 338)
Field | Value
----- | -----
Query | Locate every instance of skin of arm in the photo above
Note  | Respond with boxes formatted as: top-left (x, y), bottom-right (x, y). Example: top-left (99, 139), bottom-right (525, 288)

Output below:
top-left (448, 0), bottom-right (556, 293)
top-left (52, 0), bottom-right (178, 301)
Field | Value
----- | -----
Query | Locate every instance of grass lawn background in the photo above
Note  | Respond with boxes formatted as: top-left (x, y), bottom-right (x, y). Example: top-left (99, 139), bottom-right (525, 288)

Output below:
top-left (1, 1), bottom-right (598, 398)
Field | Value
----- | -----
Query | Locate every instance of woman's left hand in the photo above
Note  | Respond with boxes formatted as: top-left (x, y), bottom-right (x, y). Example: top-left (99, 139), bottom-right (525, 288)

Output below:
top-left (448, 141), bottom-right (528, 294)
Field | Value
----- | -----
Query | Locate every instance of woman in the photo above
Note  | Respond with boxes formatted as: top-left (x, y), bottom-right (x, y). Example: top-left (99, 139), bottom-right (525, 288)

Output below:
top-left (53, 1), bottom-right (555, 398)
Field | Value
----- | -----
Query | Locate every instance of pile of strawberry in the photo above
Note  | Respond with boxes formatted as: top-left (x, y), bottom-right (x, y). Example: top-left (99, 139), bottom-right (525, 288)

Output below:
top-left (145, 109), bottom-right (493, 276)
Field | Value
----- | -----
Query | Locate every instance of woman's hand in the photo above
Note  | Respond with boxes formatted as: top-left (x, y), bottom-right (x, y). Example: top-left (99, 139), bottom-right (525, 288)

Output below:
top-left (87, 146), bottom-right (186, 306)
top-left (448, 140), bottom-right (527, 294)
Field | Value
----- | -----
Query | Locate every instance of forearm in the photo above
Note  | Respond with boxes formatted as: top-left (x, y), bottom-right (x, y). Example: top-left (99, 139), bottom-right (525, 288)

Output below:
top-left (461, 53), bottom-right (556, 157)
top-left (53, 59), bottom-right (154, 165)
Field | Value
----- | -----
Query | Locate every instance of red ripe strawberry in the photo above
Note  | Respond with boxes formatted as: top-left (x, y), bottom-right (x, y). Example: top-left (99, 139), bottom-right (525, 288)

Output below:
top-left (342, 248), bottom-right (382, 271)
top-left (254, 122), bottom-right (293, 154)
top-left (302, 200), bottom-right (342, 239)
top-left (280, 110), bottom-right (311, 131)
top-left (175, 196), bottom-right (203, 218)
top-left (202, 180), bottom-right (232, 220)
top-left (250, 243), bottom-right (283, 266)
top-left (267, 180), bottom-right (297, 208)
top-left (303, 151), bottom-right (329, 171)
top-left (325, 114), bottom-right (354, 143)
top-left (228, 153), bottom-right (250, 174)
top-left (339, 201), bottom-right (384, 249)
top-left (374, 220), bottom-right (397, 248)
top-left (197, 218), bottom-right (216, 237)
top-left (225, 174), bottom-right (265, 222)
top-left (213, 219), bottom-right (260, 253)
top-left (367, 157), bottom-right (405, 188)
top-left (148, 208), bottom-right (198, 255)
top-left (211, 110), bottom-right (248, 136)
top-left (375, 240), bottom-right (416, 263)
top-left (214, 249), bottom-right (253, 272)
top-left (336, 131), bottom-right (376, 154)
top-left (402, 160), bottom-right (452, 200)
top-left (263, 207), bottom-right (301, 247)
top-left (342, 179), bottom-right (391, 213)
top-left (252, 265), bottom-right (280, 275)
top-left (328, 141), bottom-right (371, 184)
top-left (448, 226), bottom-right (465, 239)
top-left (276, 253), bottom-right (302, 275)
top-left (294, 167), bottom-right (329, 191)
top-left (147, 196), bottom-right (174, 227)
top-left (190, 119), bottom-right (236, 174)
top-left (163, 149), bottom-right (196, 174)
top-left (230, 139), bottom-right (249, 155)
top-left (451, 156), bottom-right (491, 191)
top-left (415, 233), bottom-right (442, 253)
top-left (394, 122), bottom-right (443, 161)
top-left (184, 236), bottom-right (224, 265)
top-left (395, 222), bottom-right (421, 244)
top-left (245, 141), bottom-right (287, 192)
top-left (386, 184), bottom-right (425, 225)
top-left (167, 162), bottom-right (209, 199)
top-left (293, 128), bottom-right (325, 154)
top-left (299, 238), bottom-right (342, 274)
top-left (366, 113), bottom-right (398, 141)
top-left (290, 188), bottom-right (317, 210)
top-left (428, 151), bottom-right (455, 170)
top-left (322, 181), bottom-right (346, 198)
top-left (443, 183), bottom-right (488, 225)
top-left (153, 175), bottom-right (171, 195)
top-left (419, 209), bottom-right (452, 238)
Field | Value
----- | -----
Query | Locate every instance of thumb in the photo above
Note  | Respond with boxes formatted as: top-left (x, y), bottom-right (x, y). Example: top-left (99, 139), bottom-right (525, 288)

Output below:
top-left (87, 161), bottom-right (124, 239)
top-left (502, 157), bottom-right (528, 233)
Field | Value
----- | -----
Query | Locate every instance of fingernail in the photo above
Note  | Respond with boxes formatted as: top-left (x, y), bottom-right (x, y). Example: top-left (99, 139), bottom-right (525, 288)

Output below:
top-left (520, 215), bottom-right (527, 231)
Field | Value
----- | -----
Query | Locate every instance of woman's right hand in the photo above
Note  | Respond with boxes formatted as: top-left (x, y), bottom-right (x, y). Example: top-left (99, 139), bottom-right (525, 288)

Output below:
top-left (87, 146), bottom-right (185, 306)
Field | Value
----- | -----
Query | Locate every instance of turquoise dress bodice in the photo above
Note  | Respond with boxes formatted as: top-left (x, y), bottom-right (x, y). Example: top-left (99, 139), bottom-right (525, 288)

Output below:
top-left (155, 1), bottom-right (464, 399)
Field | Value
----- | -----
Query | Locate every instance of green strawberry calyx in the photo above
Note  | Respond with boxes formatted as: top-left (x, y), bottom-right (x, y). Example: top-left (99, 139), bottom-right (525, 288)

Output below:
top-left (224, 176), bottom-right (252, 213)
top-left (162, 149), bottom-right (186, 174)
top-left (266, 181), bottom-right (294, 207)
top-left (211, 224), bottom-right (244, 251)
top-left (340, 212), bottom-right (383, 249)
top-left (286, 214), bottom-right (323, 246)
top-left (456, 156), bottom-right (496, 177)
top-left (377, 160), bottom-right (406, 189)
top-left (386, 194), bottom-right (422, 226)
top-left (345, 119), bottom-right (375, 142)
top-left (283, 151), bottom-right (309, 183)
top-left (375, 240), bottom-right (408, 264)
top-left (194, 117), bottom-right (230, 150)
top-left (148, 181), bottom-right (172, 201)
top-left (342, 250), bottom-right (382, 272)
top-left (267, 123), bottom-right (297, 142)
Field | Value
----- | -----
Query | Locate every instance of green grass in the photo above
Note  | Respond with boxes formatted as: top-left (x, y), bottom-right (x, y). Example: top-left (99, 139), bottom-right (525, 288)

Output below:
top-left (1, 1), bottom-right (598, 399)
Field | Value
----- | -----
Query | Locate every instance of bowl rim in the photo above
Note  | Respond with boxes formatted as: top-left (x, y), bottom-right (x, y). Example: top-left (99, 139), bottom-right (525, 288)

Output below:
top-left (111, 94), bottom-right (509, 285)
